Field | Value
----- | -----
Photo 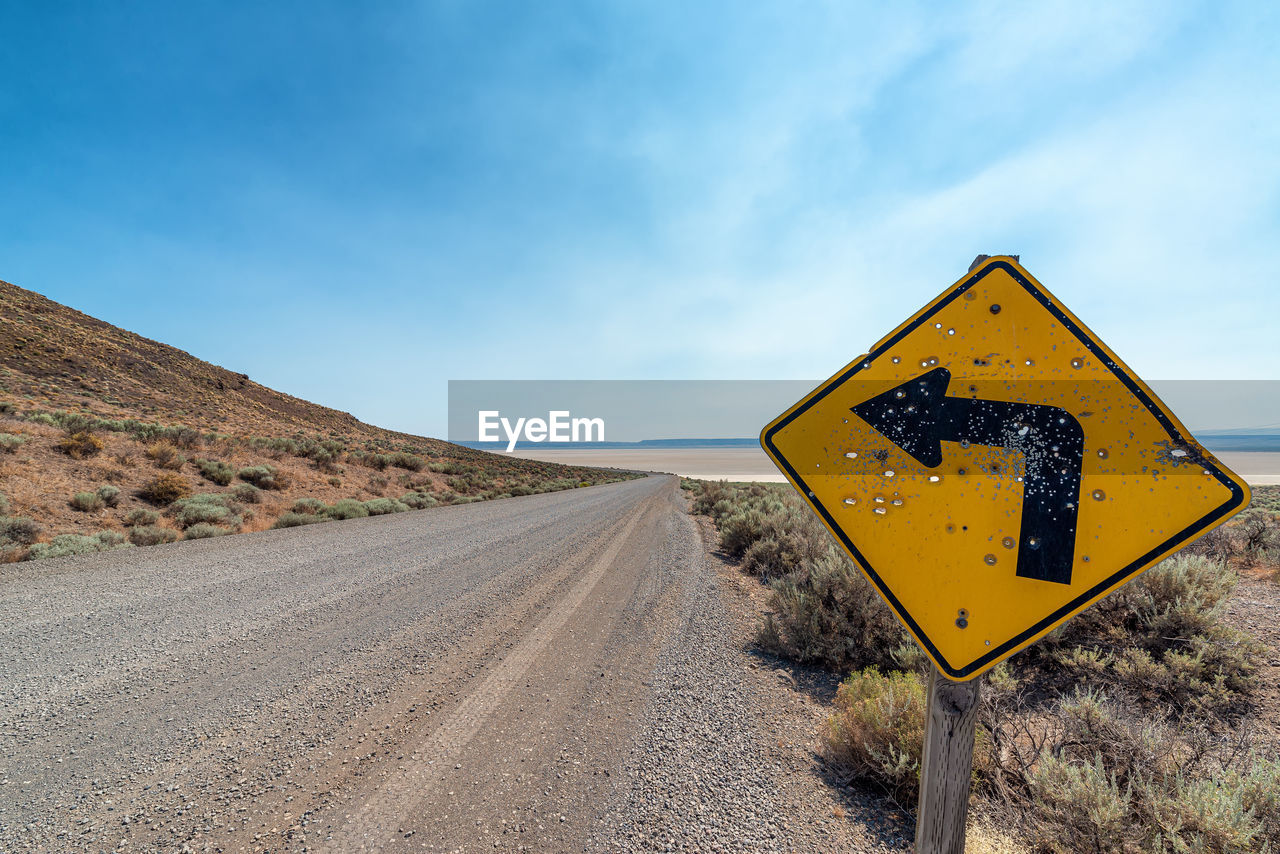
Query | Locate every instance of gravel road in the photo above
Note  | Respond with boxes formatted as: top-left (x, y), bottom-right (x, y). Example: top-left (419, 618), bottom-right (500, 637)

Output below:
top-left (1, 475), bottom-right (901, 852)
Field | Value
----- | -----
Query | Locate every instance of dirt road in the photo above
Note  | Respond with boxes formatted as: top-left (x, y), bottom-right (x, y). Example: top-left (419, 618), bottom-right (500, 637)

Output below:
top-left (0, 476), bottom-right (898, 853)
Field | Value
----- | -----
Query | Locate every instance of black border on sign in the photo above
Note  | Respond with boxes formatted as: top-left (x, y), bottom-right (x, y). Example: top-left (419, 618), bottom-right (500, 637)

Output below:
top-left (761, 261), bottom-right (1249, 679)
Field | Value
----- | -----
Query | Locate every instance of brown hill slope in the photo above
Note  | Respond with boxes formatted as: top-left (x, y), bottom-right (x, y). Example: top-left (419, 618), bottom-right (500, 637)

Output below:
top-left (2, 278), bottom-right (419, 440)
top-left (0, 278), bottom-right (635, 560)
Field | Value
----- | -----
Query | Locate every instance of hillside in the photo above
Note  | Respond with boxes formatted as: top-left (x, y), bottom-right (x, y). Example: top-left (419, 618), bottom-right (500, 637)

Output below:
top-left (0, 278), bottom-right (636, 560)
top-left (2, 278), bottom-right (442, 442)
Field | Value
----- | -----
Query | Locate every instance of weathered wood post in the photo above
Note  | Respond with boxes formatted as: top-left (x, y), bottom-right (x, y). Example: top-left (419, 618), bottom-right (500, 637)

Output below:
top-left (911, 251), bottom-right (995, 854)
top-left (914, 664), bottom-right (982, 854)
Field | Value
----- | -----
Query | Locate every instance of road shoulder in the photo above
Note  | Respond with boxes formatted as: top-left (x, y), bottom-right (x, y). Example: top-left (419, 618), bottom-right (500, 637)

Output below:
top-left (593, 493), bottom-right (910, 852)
top-left (690, 509), bottom-right (913, 853)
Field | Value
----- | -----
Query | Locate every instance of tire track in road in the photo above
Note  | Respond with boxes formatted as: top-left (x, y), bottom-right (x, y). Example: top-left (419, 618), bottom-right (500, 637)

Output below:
top-left (324, 501), bottom-right (650, 852)
top-left (2, 474), bottom-right (889, 854)
top-left (0, 477), bottom-right (664, 853)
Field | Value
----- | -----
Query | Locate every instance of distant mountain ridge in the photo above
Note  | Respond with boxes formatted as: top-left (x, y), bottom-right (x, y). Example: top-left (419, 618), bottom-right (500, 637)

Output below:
top-left (457, 438), bottom-right (763, 450)
top-left (1194, 433), bottom-right (1280, 453)
top-left (462, 434), bottom-right (1280, 453)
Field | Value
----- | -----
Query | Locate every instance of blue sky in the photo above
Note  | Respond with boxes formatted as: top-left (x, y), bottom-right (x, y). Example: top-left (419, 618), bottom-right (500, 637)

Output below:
top-left (1, 1), bottom-right (1277, 437)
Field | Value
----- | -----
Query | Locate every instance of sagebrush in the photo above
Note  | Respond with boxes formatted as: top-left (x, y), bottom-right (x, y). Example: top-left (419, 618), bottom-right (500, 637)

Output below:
top-left (687, 479), bottom-right (1275, 852)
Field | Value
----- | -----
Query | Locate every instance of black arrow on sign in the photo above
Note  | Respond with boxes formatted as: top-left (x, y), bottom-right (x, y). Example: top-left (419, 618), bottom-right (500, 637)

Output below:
top-left (850, 367), bottom-right (1084, 585)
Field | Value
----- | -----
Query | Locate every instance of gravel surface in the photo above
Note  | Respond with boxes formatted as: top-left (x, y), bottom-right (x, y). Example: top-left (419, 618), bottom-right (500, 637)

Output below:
top-left (1223, 574), bottom-right (1280, 748)
top-left (599, 525), bottom-right (808, 851)
top-left (1, 474), bottom-right (904, 853)
top-left (594, 510), bottom-right (909, 853)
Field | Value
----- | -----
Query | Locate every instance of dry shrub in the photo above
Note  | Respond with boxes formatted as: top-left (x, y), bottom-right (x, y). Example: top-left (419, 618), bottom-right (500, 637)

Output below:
top-left (1011, 691), bottom-right (1278, 854)
top-left (1044, 555), bottom-right (1259, 717)
top-left (1236, 510), bottom-right (1276, 557)
top-left (823, 668), bottom-right (927, 802)
top-left (238, 464), bottom-right (288, 490)
top-left (1025, 755), bottom-right (1129, 853)
top-left (169, 494), bottom-right (244, 530)
top-left (760, 545), bottom-right (908, 672)
top-left (0, 516), bottom-right (42, 545)
top-left (401, 492), bottom-right (438, 509)
top-left (389, 451), bottom-right (425, 471)
top-left (170, 427), bottom-right (203, 450)
top-left (231, 483), bottom-right (263, 504)
top-left (697, 481), bottom-right (830, 578)
top-left (690, 479), bottom-right (731, 515)
top-left (27, 531), bottom-right (131, 560)
top-left (361, 452), bottom-right (393, 471)
top-left (129, 525), bottom-right (178, 546)
top-left (140, 472), bottom-right (191, 505)
top-left (252, 437), bottom-right (296, 459)
top-left (145, 442), bottom-right (186, 470)
top-left (70, 491), bottom-right (105, 512)
top-left (1185, 505), bottom-right (1279, 572)
top-left (183, 523), bottom-right (228, 540)
top-left (687, 479), bottom-right (1272, 853)
top-left (1223, 756), bottom-right (1280, 849)
top-left (363, 497), bottom-right (409, 515)
top-left (56, 431), bottom-right (103, 459)
top-left (326, 499), bottom-right (368, 520)
top-left (740, 502), bottom-right (832, 579)
top-left (308, 448), bottom-right (340, 473)
top-left (1185, 524), bottom-right (1236, 566)
top-left (272, 512), bottom-right (325, 529)
top-left (687, 481), bottom-right (907, 672)
top-left (291, 497), bottom-right (327, 515)
top-left (125, 508), bottom-right (159, 526)
top-left (1, 513), bottom-right (41, 562)
top-left (195, 458), bottom-right (234, 485)
top-left (718, 507), bottom-right (769, 557)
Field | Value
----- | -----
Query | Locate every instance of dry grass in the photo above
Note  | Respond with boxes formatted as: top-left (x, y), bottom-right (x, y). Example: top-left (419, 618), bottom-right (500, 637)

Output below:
top-left (55, 431), bottom-right (103, 459)
top-left (966, 821), bottom-right (1028, 854)
top-left (0, 412), bottom-right (637, 562)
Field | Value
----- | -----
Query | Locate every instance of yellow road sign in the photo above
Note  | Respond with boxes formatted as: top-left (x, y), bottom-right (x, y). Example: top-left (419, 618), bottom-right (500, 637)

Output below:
top-left (761, 257), bottom-right (1251, 680)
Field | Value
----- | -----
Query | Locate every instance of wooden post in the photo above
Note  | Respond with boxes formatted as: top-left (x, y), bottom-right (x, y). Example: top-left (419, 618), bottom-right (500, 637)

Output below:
top-left (914, 254), bottom-right (994, 853)
top-left (914, 664), bottom-right (982, 854)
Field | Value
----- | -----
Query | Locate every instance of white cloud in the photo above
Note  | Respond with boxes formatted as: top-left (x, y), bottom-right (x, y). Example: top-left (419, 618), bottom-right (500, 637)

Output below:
top-left (570, 1), bottom-right (1280, 386)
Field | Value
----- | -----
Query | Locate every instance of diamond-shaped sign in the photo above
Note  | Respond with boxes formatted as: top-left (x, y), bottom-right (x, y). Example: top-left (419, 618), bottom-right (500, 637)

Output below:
top-left (761, 257), bottom-right (1251, 680)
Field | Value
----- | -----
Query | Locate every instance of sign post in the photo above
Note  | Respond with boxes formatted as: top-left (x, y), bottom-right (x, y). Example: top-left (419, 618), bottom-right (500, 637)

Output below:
top-left (761, 255), bottom-right (1252, 851)
top-left (915, 665), bottom-right (980, 854)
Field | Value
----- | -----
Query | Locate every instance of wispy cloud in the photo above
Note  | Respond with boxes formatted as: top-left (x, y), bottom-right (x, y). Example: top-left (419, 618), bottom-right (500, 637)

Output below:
top-left (562, 1), bottom-right (1279, 385)
top-left (0, 2), bottom-right (1275, 436)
